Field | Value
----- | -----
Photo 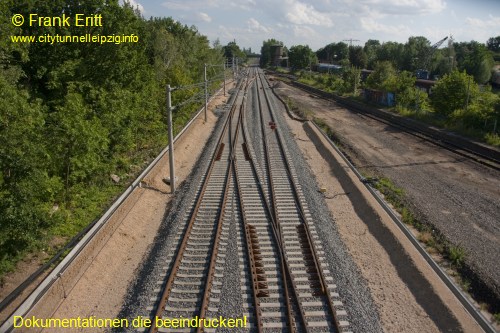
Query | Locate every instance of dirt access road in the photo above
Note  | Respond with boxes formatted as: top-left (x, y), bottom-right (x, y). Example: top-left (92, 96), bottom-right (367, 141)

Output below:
top-left (273, 79), bottom-right (500, 312)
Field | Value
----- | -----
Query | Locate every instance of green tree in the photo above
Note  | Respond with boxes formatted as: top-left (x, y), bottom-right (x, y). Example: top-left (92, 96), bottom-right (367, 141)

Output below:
top-left (432, 46), bottom-right (456, 78)
top-left (365, 61), bottom-right (398, 91)
top-left (388, 71), bottom-right (428, 110)
top-left (364, 39), bottom-right (380, 69)
top-left (402, 36), bottom-right (431, 71)
top-left (260, 39), bottom-right (284, 67)
top-left (223, 41), bottom-right (247, 62)
top-left (376, 41), bottom-right (405, 69)
top-left (454, 41), bottom-right (495, 84)
top-left (486, 36), bottom-right (500, 52)
top-left (349, 46), bottom-right (367, 68)
top-left (342, 66), bottom-right (361, 95)
top-left (431, 70), bottom-right (479, 116)
top-left (0, 74), bottom-right (61, 267)
top-left (0, 0), bottom-right (227, 277)
top-left (316, 42), bottom-right (348, 63)
top-left (289, 45), bottom-right (317, 70)
top-left (48, 92), bottom-right (109, 200)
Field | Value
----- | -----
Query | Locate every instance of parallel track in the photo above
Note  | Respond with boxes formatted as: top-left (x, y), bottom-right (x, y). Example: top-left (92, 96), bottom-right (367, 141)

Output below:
top-left (285, 79), bottom-right (500, 171)
top-left (148, 67), bottom-right (351, 333)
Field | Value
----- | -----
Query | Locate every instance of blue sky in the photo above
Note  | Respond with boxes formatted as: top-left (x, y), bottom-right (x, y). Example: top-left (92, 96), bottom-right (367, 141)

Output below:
top-left (125, 0), bottom-right (500, 52)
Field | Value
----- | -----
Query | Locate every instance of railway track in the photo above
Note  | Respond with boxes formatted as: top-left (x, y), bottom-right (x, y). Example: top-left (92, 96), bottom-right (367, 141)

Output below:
top-left (147, 75), bottom-right (247, 333)
top-left (272, 75), bottom-right (500, 171)
top-left (147, 68), bottom-right (351, 333)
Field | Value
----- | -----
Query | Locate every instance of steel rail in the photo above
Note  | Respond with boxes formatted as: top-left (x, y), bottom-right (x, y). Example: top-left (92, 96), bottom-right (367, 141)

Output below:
top-left (258, 70), bottom-right (343, 332)
top-left (196, 93), bottom-right (248, 333)
top-left (254, 70), bottom-right (311, 332)
top-left (259, 73), bottom-right (326, 294)
top-left (255, 72), bottom-right (310, 332)
top-left (236, 72), bottom-right (297, 332)
top-left (148, 81), bottom-right (244, 333)
top-left (233, 141), bottom-right (265, 333)
top-left (289, 80), bottom-right (500, 171)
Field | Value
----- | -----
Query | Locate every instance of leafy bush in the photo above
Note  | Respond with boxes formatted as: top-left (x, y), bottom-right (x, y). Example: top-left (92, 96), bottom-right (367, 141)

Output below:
top-left (431, 70), bottom-right (479, 116)
top-left (0, 1), bottom-right (224, 277)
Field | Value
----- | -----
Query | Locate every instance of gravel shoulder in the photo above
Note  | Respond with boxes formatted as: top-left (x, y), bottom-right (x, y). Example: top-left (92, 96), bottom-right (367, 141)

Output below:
top-left (273, 80), bottom-right (500, 305)
top-left (271, 80), bottom-right (486, 332)
top-left (246, 79), bottom-right (384, 333)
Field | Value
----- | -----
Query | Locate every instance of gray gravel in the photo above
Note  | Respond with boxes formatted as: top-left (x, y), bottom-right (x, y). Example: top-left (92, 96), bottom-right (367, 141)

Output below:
top-left (113, 102), bottom-right (231, 333)
top-left (115, 75), bottom-right (384, 333)
top-left (277, 83), bottom-right (500, 306)
top-left (214, 187), bottom-right (247, 333)
top-left (245, 75), bottom-right (384, 333)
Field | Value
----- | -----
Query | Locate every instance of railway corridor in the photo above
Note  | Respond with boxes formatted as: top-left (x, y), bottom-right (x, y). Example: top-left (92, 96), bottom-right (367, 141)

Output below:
top-left (145, 68), bottom-right (351, 333)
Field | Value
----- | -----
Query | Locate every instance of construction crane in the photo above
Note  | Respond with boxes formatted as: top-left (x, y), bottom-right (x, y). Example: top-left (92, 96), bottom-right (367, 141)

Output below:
top-left (416, 36), bottom-right (448, 80)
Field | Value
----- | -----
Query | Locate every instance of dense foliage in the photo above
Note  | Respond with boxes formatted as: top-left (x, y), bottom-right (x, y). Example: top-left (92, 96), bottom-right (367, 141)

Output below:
top-left (260, 39), bottom-right (285, 67)
top-left (222, 41), bottom-right (247, 63)
top-left (293, 35), bottom-right (499, 145)
top-left (0, 0), bottom-right (224, 276)
top-left (288, 45), bottom-right (317, 70)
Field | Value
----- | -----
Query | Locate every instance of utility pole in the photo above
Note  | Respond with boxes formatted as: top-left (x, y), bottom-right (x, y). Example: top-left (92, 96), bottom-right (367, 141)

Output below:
top-left (166, 85), bottom-right (175, 192)
top-left (223, 61), bottom-right (226, 96)
top-left (232, 57), bottom-right (235, 79)
top-left (353, 66), bottom-right (357, 95)
top-left (415, 87), bottom-right (420, 112)
top-left (465, 76), bottom-right (471, 112)
top-left (343, 38), bottom-right (360, 48)
top-left (204, 63), bottom-right (208, 122)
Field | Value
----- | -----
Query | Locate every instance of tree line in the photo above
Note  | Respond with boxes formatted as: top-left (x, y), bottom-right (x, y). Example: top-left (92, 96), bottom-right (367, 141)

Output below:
top-left (260, 37), bottom-right (500, 145)
top-left (261, 36), bottom-right (498, 84)
top-left (0, 0), bottom-right (231, 277)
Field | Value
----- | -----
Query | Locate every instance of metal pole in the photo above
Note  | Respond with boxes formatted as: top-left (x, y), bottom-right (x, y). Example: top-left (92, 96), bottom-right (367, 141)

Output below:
top-left (204, 63), bottom-right (208, 122)
top-left (415, 88), bottom-right (420, 112)
top-left (465, 76), bottom-right (471, 112)
top-left (167, 84), bottom-right (175, 193)
top-left (223, 61), bottom-right (226, 96)
top-left (232, 57), bottom-right (235, 79)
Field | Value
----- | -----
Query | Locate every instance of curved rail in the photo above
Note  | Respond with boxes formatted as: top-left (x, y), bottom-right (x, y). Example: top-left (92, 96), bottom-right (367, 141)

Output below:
top-left (148, 77), bottom-right (247, 333)
top-left (253, 68), bottom-right (347, 332)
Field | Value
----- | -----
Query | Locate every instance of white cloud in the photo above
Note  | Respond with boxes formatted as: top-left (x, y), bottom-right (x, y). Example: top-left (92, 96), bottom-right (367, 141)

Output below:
top-left (354, 0), bottom-right (446, 15)
top-left (292, 25), bottom-right (317, 39)
top-left (197, 12), bottom-right (212, 23)
top-left (121, 0), bottom-right (145, 13)
top-left (247, 18), bottom-right (271, 33)
top-left (161, 1), bottom-right (190, 10)
top-left (162, 0), bottom-right (220, 10)
top-left (284, 0), bottom-right (333, 27)
top-left (466, 15), bottom-right (500, 29)
top-left (360, 17), bottom-right (411, 37)
top-left (230, 0), bottom-right (258, 11)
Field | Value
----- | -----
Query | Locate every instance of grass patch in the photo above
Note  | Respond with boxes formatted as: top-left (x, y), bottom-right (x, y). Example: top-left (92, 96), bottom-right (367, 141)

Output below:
top-left (448, 245), bottom-right (466, 268)
top-left (299, 75), bottom-right (500, 148)
top-left (313, 117), bottom-right (338, 144)
top-left (485, 132), bottom-right (500, 146)
top-left (493, 313), bottom-right (500, 324)
top-left (284, 97), bottom-right (313, 120)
